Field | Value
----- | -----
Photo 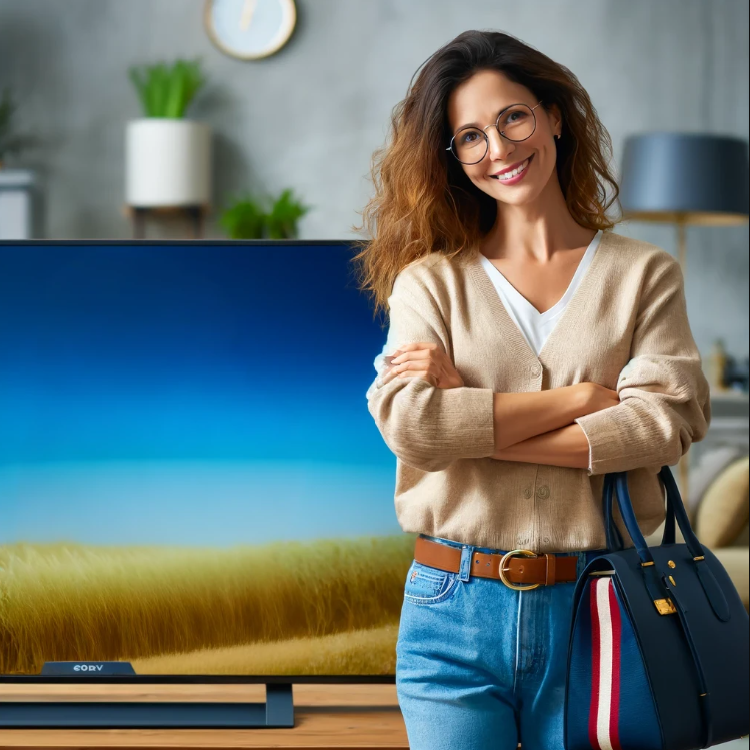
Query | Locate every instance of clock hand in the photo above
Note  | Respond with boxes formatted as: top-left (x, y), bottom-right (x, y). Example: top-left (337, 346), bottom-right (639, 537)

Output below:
top-left (240, 0), bottom-right (258, 31)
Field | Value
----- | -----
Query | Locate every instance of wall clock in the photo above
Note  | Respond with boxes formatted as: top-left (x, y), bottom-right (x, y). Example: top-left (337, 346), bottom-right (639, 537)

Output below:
top-left (204, 0), bottom-right (297, 60)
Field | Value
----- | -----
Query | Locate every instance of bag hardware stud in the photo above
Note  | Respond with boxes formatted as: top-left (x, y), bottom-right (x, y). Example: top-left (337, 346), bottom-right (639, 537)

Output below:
top-left (654, 597), bottom-right (677, 615)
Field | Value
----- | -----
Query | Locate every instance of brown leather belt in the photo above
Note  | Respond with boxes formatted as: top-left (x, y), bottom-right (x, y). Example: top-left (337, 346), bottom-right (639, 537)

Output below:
top-left (414, 536), bottom-right (579, 590)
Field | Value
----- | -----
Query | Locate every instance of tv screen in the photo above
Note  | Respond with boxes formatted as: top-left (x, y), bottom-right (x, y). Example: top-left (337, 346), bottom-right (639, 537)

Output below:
top-left (0, 240), bottom-right (413, 680)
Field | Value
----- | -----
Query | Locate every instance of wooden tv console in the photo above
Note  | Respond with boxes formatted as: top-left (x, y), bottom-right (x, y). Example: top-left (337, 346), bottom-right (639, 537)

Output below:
top-left (0, 683), bottom-right (409, 748)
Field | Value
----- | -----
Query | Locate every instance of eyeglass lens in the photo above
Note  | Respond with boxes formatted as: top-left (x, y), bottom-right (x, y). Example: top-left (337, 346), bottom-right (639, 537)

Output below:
top-left (451, 104), bottom-right (537, 164)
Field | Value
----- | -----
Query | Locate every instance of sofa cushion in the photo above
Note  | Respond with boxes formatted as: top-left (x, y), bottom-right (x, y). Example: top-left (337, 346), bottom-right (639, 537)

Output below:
top-left (695, 456), bottom-right (750, 548)
top-left (687, 445), bottom-right (746, 521)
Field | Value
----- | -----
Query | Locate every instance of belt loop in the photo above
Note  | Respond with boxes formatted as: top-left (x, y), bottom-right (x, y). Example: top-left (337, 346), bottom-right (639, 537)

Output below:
top-left (459, 544), bottom-right (475, 582)
top-left (545, 553), bottom-right (556, 586)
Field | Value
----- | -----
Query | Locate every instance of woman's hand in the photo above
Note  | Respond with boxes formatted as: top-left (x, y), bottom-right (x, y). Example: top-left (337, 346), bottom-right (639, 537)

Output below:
top-left (573, 382), bottom-right (620, 416)
top-left (377, 342), bottom-right (464, 389)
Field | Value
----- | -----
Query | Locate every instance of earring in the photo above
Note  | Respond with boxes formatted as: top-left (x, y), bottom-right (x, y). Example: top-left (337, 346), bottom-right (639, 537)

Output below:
top-left (555, 134), bottom-right (561, 140)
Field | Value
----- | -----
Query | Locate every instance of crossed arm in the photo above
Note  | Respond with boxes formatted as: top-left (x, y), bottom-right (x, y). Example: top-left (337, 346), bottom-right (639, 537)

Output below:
top-left (489, 257), bottom-right (711, 473)
top-left (490, 406), bottom-right (592, 470)
top-left (372, 354), bottom-right (594, 471)
top-left (367, 257), bottom-right (710, 475)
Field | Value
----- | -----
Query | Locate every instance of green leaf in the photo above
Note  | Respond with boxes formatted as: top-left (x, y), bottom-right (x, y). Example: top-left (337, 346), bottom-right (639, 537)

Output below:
top-left (219, 194), bottom-right (268, 239)
top-left (265, 188), bottom-right (310, 239)
top-left (165, 65), bottom-right (185, 118)
top-left (128, 58), bottom-right (205, 118)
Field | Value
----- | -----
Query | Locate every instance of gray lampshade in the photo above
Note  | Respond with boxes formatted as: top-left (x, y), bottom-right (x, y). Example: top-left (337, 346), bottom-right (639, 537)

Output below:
top-left (620, 133), bottom-right (749, 225)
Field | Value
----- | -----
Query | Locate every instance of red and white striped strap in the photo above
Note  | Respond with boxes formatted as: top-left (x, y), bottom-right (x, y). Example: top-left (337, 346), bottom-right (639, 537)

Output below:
top-left (588, 577), bottom-right (623, 750)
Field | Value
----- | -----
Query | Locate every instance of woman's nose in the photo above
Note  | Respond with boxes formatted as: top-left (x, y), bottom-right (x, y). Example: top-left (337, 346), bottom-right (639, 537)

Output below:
top-left (485, 126), bottom-right (513, 161)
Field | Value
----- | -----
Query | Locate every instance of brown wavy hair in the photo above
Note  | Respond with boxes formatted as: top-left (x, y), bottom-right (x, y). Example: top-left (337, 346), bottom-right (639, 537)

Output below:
top-left (350, 29), bottom-right (622, 325)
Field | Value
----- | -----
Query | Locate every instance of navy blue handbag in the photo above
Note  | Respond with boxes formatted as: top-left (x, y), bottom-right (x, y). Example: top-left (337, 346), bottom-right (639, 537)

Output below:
top-left (564, 466), bottom-right (749, 749)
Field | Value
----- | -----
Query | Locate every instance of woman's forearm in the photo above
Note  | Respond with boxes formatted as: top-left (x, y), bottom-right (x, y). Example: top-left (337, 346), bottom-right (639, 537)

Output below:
top-left (493, 386), bottom-right (586, 452)
top-left (491, 423), bottom-right (591, 471)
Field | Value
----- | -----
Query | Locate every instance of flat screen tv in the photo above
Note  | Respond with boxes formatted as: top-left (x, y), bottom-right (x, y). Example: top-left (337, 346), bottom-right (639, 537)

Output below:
top-left (0, 240), bottom-right (413, 728)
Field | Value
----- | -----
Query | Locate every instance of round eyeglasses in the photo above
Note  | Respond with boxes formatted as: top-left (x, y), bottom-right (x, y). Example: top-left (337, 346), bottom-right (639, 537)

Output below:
top-left (446, 101), bottom-right (543, 165)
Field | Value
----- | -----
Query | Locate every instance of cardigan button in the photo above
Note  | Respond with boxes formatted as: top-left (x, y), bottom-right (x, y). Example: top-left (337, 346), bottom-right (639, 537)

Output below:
top-left (536, 485), bottom-right (550, 499)
top-left (523, 487), bottom-right (533, 499)
top-left (530, 363), bottom-right (542, 377)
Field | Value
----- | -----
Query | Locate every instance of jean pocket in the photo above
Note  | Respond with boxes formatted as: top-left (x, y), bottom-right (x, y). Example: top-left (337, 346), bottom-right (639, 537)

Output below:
top-left (404, 560), bottom-right (460, 605)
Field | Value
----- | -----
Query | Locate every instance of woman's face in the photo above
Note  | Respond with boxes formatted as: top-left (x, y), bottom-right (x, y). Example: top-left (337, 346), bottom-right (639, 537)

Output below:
top-left (446, 69), bottom-right (561, 206)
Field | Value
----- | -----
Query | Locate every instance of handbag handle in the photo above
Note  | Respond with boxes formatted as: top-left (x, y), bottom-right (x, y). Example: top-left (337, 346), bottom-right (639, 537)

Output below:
top-left (603, 467), bottom-right (704, 562)
top-left (603, 472), bottom-right (625, 551)
top-left (655, 466), bottom-right (701, 553)
top-left (603, 469), bottom-right (677, 551)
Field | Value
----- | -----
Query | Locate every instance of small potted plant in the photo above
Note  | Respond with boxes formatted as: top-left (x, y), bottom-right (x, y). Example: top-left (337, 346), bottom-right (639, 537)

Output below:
top-left (125, 58), bottom-right (210, 207)
top-left (220, 188), bottom-right (310, 239)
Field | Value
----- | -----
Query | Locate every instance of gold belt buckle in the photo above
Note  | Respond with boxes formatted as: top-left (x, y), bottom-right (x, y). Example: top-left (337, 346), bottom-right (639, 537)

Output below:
top-left (499, 549), bottom-right (541, 591)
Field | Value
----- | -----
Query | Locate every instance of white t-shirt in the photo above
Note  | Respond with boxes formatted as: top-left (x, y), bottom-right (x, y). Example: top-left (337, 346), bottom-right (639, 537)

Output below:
top-left (478, 229), bottom-right (603, 357)
top-left (370, 229), bottom-right (603, 384)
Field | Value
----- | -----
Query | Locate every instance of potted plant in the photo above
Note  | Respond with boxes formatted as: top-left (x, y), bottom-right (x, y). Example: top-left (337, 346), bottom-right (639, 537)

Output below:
top-left (125, 58), bottom-right (211, 207)
top-left (219, 188), bottom-right (310, 239)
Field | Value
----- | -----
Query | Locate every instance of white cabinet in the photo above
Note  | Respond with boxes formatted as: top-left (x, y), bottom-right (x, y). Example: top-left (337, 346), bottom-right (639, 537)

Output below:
top-left (0, 169), bottom-right (35, 239)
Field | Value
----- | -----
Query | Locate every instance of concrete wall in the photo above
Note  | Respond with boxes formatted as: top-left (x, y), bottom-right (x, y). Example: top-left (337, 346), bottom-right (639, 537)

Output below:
top-left (0, 0), bottom-right (747, 359)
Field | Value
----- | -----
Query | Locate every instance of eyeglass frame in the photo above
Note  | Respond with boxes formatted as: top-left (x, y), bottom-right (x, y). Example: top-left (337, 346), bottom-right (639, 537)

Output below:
top-left (445, 101), bottom-right (544, 165)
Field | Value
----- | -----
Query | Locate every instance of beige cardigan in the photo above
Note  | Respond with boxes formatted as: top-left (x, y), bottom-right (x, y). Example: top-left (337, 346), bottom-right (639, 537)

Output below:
top-left (365, 230), bottom-right (712, 552)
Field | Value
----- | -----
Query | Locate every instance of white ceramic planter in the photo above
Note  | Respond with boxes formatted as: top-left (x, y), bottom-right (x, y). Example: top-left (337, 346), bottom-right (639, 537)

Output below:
top-left (125, 119), bottom-right (211, 207)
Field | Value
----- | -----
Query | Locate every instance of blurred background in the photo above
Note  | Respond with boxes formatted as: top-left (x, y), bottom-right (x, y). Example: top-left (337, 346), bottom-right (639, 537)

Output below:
top-left (0, 0), bottom-right (748, 609)
top-left (0, 1), bottom-right (746, 354)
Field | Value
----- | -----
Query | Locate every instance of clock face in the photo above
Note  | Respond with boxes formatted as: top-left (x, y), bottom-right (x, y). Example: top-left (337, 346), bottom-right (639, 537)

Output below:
top-left (204, 0), bottom-right (296, 60)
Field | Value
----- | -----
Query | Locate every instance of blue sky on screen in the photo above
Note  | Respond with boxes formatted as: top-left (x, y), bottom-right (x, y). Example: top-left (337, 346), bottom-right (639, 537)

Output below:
top-left (0, 243), bottom-right (400, 546)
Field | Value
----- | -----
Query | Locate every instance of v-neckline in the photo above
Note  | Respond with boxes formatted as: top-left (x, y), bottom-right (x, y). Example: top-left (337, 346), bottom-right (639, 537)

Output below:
top-left (480, 229), bottom-right (601, 321)
top-left (463, 230), bottom-right (611, 363)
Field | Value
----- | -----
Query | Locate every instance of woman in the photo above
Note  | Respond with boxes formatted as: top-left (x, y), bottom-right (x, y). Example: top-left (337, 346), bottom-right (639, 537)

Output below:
top-left (351, 30), bottom-right (711, 750)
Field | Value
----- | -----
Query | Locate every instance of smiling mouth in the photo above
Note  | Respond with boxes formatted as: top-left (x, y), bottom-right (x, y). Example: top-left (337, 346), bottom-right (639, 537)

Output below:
top-left (489, 154), bottom-right (534, 179)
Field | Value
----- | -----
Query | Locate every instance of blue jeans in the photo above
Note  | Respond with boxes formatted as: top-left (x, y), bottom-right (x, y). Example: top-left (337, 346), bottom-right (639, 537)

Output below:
top-left (396, 533), bottom-right (610, 750)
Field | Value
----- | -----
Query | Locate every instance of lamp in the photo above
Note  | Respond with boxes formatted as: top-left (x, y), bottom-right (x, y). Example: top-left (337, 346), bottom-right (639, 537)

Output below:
top-left (619, 133), bottom-right (750, 499)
